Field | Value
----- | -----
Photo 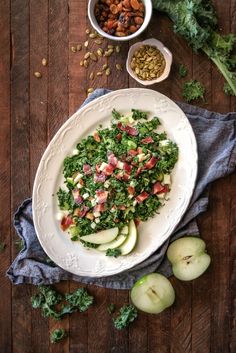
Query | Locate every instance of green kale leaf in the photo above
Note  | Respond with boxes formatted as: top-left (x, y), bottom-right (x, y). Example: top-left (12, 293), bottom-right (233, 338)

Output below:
top-left (113, 305), bottom-right (138, 330)
top-left (106, 248), bottom-right (122, 258)
top-left (50, 328), bottom-right (67, 344)
top-left (179, 64), bottom-right (188, 78)
top-left (183, 80), bottom-right (205, 102)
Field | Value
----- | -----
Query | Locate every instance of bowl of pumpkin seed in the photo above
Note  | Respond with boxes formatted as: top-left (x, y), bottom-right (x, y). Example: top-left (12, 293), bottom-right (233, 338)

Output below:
top-left (126, 38), bottom-right (172, 85)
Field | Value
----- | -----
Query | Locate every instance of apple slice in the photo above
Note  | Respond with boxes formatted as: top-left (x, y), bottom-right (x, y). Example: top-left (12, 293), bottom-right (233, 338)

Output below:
top-left (119, 220), bottom-right (137, 255)
top-left (80, 227), bottom-right (119, 245)
top-left (167, 237), bottom-right (211, 281)
top-left (131, 273), bottom-right (175, 314)
top-left (97, 233), bottom-right (127, 251)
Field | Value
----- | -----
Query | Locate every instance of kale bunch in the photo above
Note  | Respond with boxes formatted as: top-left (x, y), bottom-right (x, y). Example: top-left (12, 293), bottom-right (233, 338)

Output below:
top-left (31, 285), bottom-right (94, 320)
top-left (152, 0), bottom-right (236, 96)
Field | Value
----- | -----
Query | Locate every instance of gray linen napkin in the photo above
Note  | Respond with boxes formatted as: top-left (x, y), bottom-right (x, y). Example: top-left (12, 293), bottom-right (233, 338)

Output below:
top-left (7, 89), bottom-right (236, 289)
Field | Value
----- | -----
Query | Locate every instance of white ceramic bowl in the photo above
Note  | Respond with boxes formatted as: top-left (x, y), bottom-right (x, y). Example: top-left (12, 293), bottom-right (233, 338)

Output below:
top-left (126, 38), bottom-right (173, 85)
top-left (88, 0), bottom-right (152, 42)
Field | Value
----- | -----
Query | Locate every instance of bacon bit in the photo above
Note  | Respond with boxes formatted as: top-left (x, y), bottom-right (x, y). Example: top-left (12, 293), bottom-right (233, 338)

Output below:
top-left (95, 164), bottom-right (101, 173)
top-left (122, 172), bottom-right (130, 181)
top-left (79, 179), bottom-right (84, 186)
top-left (117, 122), bottom-right (138, 136)
top-left (152, 182), bottom-right (166, 194)
top-left (60, 215), bottom-right (74, 231)
top-left (128, 149), bottom-right (138, 156)
top-left (108, 153), bottom-right (118, 167)
top-left (128, 186), bottom-right (135, 194)
top-left (75, 205), bottom-right (89, 218)
top-left (93, 131), bottom-right (101, 142)
top-left (94, 203), bottom-right (105, 213)
top-left (115, 171), bottom-right (123, 180)
top-left (134, 218), bottom-right (141, 226)
top-left (123, 162), bottom-right (132, 174)
top-left (144, 156), bottom-right (157, 170)
top-left (86, 212), bottom-right (94, 221)
top-left (119, 205), bottom-right (126, 210)
top-left (136, 191), bottom-right (149, 203)
top-left (141, 137), bottom-right (154, 144)
top-left (96, 190), bottom-right (108, 204)
top-left (116, 133), bottom-right (122, 141)
top-left (94, 173), bottom-right (106, 183)
top-left (103, 164), bottom-right (115, 176)
top-left (72, 189), bottom-right (83, 204)
top-left (83, 164), bottom-right (92, 175)
top-left (135, 167), bottom-right (142, 177)
top-left (137, 147), bottom-right (143, 154)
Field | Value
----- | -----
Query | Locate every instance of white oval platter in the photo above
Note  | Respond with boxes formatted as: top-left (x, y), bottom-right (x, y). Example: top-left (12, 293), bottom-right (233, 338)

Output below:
top-left (32, 88), bottom-right (198, 277)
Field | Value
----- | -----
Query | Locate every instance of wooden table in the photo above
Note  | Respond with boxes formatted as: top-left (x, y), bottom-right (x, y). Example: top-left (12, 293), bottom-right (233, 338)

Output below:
top-left (0, 1), bottom-right (235, 352)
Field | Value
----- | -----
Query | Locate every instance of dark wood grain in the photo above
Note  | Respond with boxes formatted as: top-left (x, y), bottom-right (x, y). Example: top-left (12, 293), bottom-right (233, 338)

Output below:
top-left (0, 0), bottom-right (235, 352)
top-left (11, 1), bottom-right (32, 352)
top-left (0, 1), bottom-right (11, 353)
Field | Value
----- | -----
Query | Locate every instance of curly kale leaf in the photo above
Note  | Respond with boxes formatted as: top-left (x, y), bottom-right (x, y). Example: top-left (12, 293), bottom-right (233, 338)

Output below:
top-left (106, 248), bottom-right (122, 258)
top-left (65, 288), bottom-right (94, 313)
top-left (183, 80), bottom-right (205, 102)
top-left (179, 64), bottom-right (188, 78)
top-left (50, 328), bottom-right (67, 344)
top-left (113, 305), bottom-right (138, 330)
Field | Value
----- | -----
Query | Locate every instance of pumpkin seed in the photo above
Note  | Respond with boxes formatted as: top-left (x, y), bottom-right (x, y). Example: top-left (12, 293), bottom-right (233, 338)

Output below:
top-left (84, 60), bottom-right (89, 68)
top-left (105, 68), bottom-right (111, 76)
top-left (89, 72), bottom-right (95, 80)
top-left (87, 88), bottom-right (94, 93)
top-left (80, 60), bottom-right (84, 66)
top-left (34, 72), bottom-right (42, 78)
top-left (86, 29), bottom-right (90, 34)
top-left (94, 39), bottom-right (103, 45)
top-left (96, 71), bottom-right (103, 76)
top-left (71, 46), bottom-right (77, 53)
top-left (115, 64), bottom-right (122, 71)
top-left (90, 53), bottom-right (97, 62)
top-left (89, 33), bottom-right (97, 39)
top-left (102, 64), bottom-right (108, 71)
top-left (97, 48), bottom-right (103, 57)
top-left (84, 52), bottom-right (90, 59)
top-left (84, 40), bottom-right (89, 48)
top-left (77, 44), bottom-right (82, 51)
top-left (115, 45), bottom-right (121, 53)
top-left (42, 58), bottom-right (47, 66)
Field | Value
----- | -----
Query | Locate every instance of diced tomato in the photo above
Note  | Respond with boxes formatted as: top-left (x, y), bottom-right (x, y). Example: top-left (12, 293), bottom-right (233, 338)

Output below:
top-left (136, 191), bottom-right (149, 203)
top-left (95, 164), bottom-right (101, 173)
top-left (116, 133), bottom-right (122, 141)
top-left (107, 153), bottom-right (118, 167)
top-left (152, 182), bottom-right (165, 194)
top-left (93, 131), bottom-right (101, 142)
top-left (60, 215), bottom-right (74, 231)
top-left (83, 164), bottom-right (92, 175)
top-left (103, 164), bottom-right (115, 176)
top-left (122, 172), bottom-right (130, 181)
top-left (119, 205), bottom-right (126, 210)
top-left (137, 147), bottom-right (143, 154)
top-left (128, 186), bottom-right (135, 194)
top-left (141, 137), bottom-right (154, 144)
top-left (144, 156), bottom-right (157, 170)
top-left (128, 149), bottom-right (138, 156)
top-left (94, 203), bottom-right (105, 213)
top-left (94, 173), bottom-right (106, 183)
top-left (96, 190), bottom-right (108, 204)
top-left (123, 162), bottom-right (132, 174)
top-left (72, 189), bottom-right (83, 204)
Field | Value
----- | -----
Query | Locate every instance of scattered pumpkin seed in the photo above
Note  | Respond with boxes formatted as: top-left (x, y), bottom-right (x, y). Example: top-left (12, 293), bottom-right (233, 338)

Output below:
top-left (83, 60), bottom-right (89, 68)
top-left (86, 29), bottom-right (90, 34)
top-left (96, 71), bottom-right (103, 76)
top-left (77, 44), bottom-right (82, 51)
top-left (87, 88), bottom-right (94, 93)
top-left (95, 39), bottom-right (103, 45)
top-left (34, 72), bottom-right (42, 78)
top-left (80, 60), bottom-right (84, 66)
top-left (97, 48), bottom-right (103, 57)
top-left (71, 46), bottom-right (77, 53)
top-left (90, 53), bottom-right (97, 62)
top-left (102, 64), bottom-right (108, 70)
top-left (115, 63), bottom-right (122, 71)
top-left (89, 72), bottom-right (95, 80)
top-left (84, 52), bottom-right (91, 60)
top-left (115, 45), bottom-right (121, 53)
top-left (105, 68), bottom-right (111, 76)
top-left (84, 40), bottom-right (89, 48)
top-left (89, 33), bottom-right (97, 39)
top-left (104, 49), bottom-right (113, 57)
top-left (108, 45), bottom-right (114, 50)
top-left (42, 58), bottom-right (47, 66)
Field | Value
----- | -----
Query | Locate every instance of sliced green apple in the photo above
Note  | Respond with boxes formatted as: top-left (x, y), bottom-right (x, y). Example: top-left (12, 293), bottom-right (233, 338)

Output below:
top-left (167, 237), bottom-right (211, 281)
top-left (97, 233), bottom-right (127, 251)
top-left (119, 220), bottom-right (137, 255)
top-left (131, 273), bottom-right (175, 314)
top-left (80, 227), bottom-right (119, 245)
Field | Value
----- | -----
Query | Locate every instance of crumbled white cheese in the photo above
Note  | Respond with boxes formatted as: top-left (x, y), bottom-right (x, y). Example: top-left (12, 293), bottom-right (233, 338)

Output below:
top-left (159, 140), bottom-right (170, 147)
top-left (72, 149), bottom-right (79, 155)
top-left (95, 217), bottom-right (100, 224)
top-left (104, 180), bottom-right (110, 188)
top-left (91, 222), bottom-right (96, 229)
top-left (93, 211), bottom-right (101, 218)
top-left (100, 162), bottom-right (108, 171)
top-left (74, 173), bottom-right (83, 184)
top-left (128, 194), bottom-right (134, 199)
top-left (82, 193), bottom-right (89, 199)
top-left (133, 200), bottom-right (137, 206)
top-left (90, 198), bottom-right (96, 206)
top-left (163, 174), bottom-right (171, 185)
top-left (117, 161), bottom-right (124, 169)
top-left (138, 153), bottom-right (147, 162)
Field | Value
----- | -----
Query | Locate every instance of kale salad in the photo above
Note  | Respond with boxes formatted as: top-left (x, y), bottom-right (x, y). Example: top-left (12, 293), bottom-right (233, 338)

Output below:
top-left (57, 109), bottom-right (178, 255)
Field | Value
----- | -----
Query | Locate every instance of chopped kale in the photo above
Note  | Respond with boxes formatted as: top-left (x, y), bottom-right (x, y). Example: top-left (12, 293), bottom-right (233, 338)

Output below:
top-left (183, 80), bottom-right (205, 102)
top-left (131, 109), bottom-right (148, 120)
top-left (112, 108), bottom-right (122, 120)
top-left (106, 248), bottom-right (122, 258)
top-left (50, 328), bottom-right (67, 344)
top-left (113, 305), bottom-right (138, 330)
top-left (179, 64), bottom-right (188, 78)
